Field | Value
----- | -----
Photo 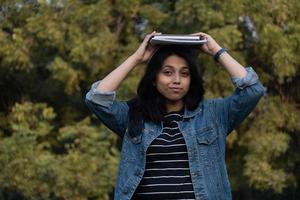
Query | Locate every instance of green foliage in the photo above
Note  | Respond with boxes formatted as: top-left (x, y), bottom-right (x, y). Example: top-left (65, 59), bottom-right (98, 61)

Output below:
top-left (54, 118), bottom-right (119, 200)
top-left (238, 97), bottom-right (299, 193)
top-left (0, 101), bottom-right (119, 199)
top-left (0, 0), bottom-right (299, 199)
top-left (47, 56), bottom-right (81, 95)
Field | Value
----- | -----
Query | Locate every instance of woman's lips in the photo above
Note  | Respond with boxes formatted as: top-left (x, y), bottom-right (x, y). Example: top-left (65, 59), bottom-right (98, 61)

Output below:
top-left (169, 87), bottom-right (181, 92)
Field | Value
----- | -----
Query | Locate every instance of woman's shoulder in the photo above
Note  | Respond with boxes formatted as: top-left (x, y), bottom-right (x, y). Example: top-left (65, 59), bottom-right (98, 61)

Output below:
top-left (197, 98), bottom-right (228, 113)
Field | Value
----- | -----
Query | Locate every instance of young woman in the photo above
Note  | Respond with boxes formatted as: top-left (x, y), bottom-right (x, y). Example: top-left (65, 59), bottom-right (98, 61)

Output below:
top-left (85, 31), bottom-right (265, 200)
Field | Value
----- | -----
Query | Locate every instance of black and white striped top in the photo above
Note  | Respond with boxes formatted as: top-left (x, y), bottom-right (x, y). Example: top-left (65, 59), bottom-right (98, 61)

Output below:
top-left (132, 110), bottom-right (196, 200)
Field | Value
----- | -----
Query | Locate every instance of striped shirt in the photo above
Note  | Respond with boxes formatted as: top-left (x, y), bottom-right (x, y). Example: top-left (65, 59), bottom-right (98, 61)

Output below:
top-left (132, 110), bottom-right (196, 200)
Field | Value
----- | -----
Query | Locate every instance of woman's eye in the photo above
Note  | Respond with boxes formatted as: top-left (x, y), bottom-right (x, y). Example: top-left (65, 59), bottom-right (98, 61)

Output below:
top-left (163, 71), bottom-right (172, 76)
top-left (181, 72), bottom-right (190, 77)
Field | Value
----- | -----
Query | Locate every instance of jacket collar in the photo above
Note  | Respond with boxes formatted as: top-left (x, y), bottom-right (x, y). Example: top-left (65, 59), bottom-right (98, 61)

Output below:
top-left (183, 101), bottom-right (203, 119)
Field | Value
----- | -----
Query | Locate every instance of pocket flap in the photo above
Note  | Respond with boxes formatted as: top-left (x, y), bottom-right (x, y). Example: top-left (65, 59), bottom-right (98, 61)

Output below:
top-left (129, 134), bottom-right (142, 144)
top-left (196, 128), bottom-right (217, 145)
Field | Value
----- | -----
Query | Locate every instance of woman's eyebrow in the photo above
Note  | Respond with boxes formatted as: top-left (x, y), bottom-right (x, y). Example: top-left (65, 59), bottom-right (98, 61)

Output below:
top-left (162, 65), bottom-right (189, 69)
top-left (180, 66), bottom-right (189, 70)
top-left (160, 65), bottom-right (174, 71)
top-left (161, 65), bottom-right (173, 69)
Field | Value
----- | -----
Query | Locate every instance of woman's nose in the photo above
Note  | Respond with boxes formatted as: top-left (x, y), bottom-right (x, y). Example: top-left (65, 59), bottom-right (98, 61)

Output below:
top-left (173, 73), bottom-right (180, 83)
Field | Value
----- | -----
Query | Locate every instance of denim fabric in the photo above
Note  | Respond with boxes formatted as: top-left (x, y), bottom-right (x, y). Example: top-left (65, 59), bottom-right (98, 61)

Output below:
top-left (85, 67), bottom-right (265, 200)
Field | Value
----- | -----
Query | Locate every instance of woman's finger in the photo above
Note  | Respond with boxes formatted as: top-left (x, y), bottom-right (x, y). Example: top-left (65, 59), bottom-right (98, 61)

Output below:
top-left (140, 31), bottom-right (158, 48)
top-left (191, 32), bottom-right (207, 36)
top-left (191, 32), bottom-right (211, 41)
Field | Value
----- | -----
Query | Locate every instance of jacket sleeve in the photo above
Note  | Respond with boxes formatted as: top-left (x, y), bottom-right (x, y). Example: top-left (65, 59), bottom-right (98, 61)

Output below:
top-left (211, 67), bottom-right (266, 135)
top-left (85, 80), bottom-right (129, 138)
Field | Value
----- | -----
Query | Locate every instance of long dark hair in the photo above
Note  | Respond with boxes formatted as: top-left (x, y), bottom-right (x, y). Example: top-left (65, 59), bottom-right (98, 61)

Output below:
top-left (127, 45), bottom-right (205, 138)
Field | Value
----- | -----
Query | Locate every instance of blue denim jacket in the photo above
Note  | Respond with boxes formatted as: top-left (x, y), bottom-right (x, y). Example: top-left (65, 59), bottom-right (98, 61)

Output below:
top-left (85, 67), bottom-right (265, 200)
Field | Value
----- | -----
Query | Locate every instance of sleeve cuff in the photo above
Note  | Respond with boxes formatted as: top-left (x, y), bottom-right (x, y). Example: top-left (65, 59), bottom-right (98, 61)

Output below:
top-left (85, 80), bottom-right (116, 107)
top-left (230, 67), bottom-right (259, 89)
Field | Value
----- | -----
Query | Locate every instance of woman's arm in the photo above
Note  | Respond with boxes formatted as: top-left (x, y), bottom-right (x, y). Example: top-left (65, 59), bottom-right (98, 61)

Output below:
top-left (96, 31), bottom-right (160, 93)
top-left (192, 32), bottom-right (247, 78)
top-left (85, 31), bottom-right (160, 137)
top-left (193, 32), bottom-right (265, 136)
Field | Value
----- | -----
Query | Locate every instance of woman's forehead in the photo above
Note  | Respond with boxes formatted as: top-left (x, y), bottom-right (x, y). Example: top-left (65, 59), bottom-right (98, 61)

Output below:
top-left (162, 55), bottom-right (188, 66)
top-left (163, 55), bottom-right (187, 64)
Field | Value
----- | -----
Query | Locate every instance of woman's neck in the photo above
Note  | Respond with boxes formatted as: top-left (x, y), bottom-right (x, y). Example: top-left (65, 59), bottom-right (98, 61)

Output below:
top-left (166, 100), bottom-right (184, 113)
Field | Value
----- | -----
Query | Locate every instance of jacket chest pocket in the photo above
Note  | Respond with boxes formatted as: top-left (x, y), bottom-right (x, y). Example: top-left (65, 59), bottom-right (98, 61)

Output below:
top-left (196, 127), bottom-right (218, 145)
top-left (121, 130), bottom-right (143, 161)
top-left (195, 127), bottom-right (220, 167)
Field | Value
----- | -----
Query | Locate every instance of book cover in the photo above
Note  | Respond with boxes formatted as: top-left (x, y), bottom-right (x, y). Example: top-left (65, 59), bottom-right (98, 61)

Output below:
top-left (150, 34), bottom-right (207, 45)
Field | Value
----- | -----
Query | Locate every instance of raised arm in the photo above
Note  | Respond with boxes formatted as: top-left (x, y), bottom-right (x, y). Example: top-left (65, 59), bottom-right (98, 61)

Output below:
top-left (192, 32), bottom-right (247, 78)
top-left (85, 31), bottom-right (160, 137)
top-left (96, 31), bottom-right (160, 93)
top-left (192, 32), bottom-right (265, 136)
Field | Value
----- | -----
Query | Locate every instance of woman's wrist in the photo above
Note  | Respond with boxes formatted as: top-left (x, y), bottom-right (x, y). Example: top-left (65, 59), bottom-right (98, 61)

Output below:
top-left (210, 46), bottom-right (222, 56)
top-left (213, 48), bottom-right (228, 62)
top-left (129, 53), bottom-right (142, 66)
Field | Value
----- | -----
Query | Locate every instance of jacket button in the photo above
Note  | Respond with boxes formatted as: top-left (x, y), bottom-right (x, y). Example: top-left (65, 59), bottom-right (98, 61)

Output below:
top-left (192, 172), bottom-right (199, 176)
top-left (133, 137), bottom-right (138, 142)
top-left (123, 188), bottom-right (129, 194)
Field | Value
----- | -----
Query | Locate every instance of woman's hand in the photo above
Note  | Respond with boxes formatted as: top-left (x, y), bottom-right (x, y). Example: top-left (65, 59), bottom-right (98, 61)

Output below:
top-left (193, 32), bottom-right (248, 78)
top-left (192, 32), bottom-right (222, 56)
top-left (132, 31), bottom-right (161, 64)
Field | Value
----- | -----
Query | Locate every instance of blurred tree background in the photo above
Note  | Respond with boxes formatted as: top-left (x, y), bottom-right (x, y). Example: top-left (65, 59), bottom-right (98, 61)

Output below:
top-left (0, 0), bottom-right (299, 199)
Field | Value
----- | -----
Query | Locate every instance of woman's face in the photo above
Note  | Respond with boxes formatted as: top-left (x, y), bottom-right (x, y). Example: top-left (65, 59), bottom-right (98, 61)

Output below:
top-left (155, 55), bottom-right (191, 108)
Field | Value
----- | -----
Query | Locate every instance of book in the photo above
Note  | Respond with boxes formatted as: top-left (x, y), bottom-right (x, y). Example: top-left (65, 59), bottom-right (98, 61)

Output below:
top-left (149, 34), bottom-right (207, 45)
